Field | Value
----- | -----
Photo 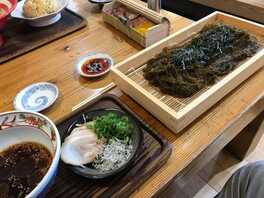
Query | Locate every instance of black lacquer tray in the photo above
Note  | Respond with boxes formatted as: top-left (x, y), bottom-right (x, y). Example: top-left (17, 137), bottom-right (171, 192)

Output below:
top-left (0, 9), bottom-right (87, 64)
top-left (46, 94), bottom-right (172, 198)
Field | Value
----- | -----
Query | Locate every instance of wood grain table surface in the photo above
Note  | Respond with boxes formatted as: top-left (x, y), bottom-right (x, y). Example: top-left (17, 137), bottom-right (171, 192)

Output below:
top-left (191, 0), bottom-right (264, 24)
top-left (0, 0), bottom-right (264, 197)
top-left (0, 0), bottom-right (192, 123)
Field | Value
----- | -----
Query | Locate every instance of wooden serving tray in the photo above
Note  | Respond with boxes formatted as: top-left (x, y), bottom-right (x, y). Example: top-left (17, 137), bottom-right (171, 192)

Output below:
top-left (46, 94), bottom-right (172, 198)
top-left (111, 11), bottom-right (264, 133)
top-left (102, 0), bottom-right (170, 47)
top-left (0, 9), bottom-right (87, 64)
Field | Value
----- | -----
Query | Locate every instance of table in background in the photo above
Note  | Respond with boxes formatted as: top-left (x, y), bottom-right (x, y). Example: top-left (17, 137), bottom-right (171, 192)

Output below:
top-left (0, 0), bottom-right (192, 123)
top-left (191, 0), bottom-right (264, 24)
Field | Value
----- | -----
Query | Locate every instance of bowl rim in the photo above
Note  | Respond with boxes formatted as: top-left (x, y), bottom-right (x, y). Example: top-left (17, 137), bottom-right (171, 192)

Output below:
top-left (0, 0), bottom-right (17, 19)
top-left (88, 0), bottom-right (113, 5)
top-left (62, 108), bottom-right (143, 179)
top-left (0, 110), bottom-right (61, 197)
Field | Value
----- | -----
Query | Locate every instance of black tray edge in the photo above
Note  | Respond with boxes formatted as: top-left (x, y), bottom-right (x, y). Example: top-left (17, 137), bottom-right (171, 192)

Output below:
top-left (0, 8), bottom-right (87, 64)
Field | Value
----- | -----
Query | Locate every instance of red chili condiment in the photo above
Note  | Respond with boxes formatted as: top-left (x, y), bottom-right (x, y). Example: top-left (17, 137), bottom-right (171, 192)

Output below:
top-left (81, 58), bottom-right (110, 75)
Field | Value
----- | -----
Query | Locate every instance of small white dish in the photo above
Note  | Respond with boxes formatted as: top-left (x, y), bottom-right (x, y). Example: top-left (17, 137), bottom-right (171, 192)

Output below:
top-left (11, 0), bottom-right (69, 27)
top-left (88, 0), bottom-right (113, 4)
top-left (14, 82), bottom-right (59, 112)
top-left (76, 52), bottom-right (114, 78)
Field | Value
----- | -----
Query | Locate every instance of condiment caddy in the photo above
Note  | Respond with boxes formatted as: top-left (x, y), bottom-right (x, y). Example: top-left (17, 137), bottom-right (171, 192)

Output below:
top-left (102, 0), bottom-right (170, 47)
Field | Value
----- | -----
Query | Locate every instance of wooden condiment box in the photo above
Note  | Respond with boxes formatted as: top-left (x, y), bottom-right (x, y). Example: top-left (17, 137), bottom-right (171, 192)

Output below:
top-left (111, 12), bottom-right (264, 133)
top-left (102, 0), bottom-right (170, 47)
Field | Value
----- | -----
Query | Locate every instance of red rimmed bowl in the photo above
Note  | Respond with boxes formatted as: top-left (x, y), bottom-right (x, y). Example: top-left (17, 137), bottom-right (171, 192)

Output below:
top-left (0, 111), bottom-right (61, 197)
top-left (0, 0), bottom-right (17, 29)
top-left (0, 0), bottom-right (17, 47)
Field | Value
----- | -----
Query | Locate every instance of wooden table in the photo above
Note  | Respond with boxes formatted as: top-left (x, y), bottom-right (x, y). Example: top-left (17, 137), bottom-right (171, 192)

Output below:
top-left (0, 0), bottom-right (192, 123)
top-left (0, 0), bottom-right (264, 197)
top-left (191, 0), bottom-right (264, 24)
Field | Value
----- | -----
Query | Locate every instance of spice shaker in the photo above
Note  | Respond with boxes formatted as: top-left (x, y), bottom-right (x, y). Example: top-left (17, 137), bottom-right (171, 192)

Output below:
top-left (148, 0), bottom-right (161, 13)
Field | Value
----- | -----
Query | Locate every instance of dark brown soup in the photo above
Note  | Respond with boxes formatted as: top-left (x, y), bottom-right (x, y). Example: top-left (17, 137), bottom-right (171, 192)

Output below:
top-left (0, 142), bottom-right (52, 198)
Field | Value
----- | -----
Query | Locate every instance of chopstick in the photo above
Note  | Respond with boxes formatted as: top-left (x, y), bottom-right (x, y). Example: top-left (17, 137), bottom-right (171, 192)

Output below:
top-left (71, 83), bottom-right (115, 112)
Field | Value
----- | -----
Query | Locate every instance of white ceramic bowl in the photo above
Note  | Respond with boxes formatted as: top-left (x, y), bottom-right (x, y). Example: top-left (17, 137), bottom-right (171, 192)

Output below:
top-left (0, 111), bottom-right (61, 197)
top-left (11, 0), bottom-right (69, 27)
top-left (76, 52), bottom-right (114, 78)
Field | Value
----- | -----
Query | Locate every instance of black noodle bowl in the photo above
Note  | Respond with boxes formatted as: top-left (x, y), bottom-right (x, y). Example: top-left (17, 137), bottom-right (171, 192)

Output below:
top-left (63, 108), bottom-right (143, 179)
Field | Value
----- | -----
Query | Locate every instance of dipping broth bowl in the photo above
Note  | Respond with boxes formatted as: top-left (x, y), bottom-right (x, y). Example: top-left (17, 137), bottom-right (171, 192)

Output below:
top-left (0, 111), bottom-right (61, 197)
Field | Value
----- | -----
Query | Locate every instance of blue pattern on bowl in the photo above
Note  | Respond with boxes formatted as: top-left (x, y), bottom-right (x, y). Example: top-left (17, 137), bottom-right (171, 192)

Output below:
top-left (19, 83), bottom-right (58, 111)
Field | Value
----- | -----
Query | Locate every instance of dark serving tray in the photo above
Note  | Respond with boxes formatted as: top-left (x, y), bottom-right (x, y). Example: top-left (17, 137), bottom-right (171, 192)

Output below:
top-left (0, 9), bottom-right (87, 64)
top-left (46, 94), bottom-right (172, 198)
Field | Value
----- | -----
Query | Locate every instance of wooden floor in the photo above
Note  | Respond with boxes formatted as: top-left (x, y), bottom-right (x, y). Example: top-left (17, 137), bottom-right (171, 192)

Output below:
top-left (161, 125), bottom-right (264, 198)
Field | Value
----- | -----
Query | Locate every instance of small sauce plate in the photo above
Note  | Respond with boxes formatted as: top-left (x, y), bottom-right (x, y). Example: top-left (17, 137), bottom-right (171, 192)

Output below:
top-left (14, 82), bottom-right (59, 112)
top-left (76, 52), bottom-right (114, 78)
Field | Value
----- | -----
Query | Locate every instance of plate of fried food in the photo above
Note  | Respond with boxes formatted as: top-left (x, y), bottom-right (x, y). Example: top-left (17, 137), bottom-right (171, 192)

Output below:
top-left (11, 0), bottom-right (69, 27)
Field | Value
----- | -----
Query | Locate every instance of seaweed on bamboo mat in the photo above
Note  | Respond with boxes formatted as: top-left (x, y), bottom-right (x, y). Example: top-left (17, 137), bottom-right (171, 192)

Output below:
top-left (143, 24), bottom-right (261, 97)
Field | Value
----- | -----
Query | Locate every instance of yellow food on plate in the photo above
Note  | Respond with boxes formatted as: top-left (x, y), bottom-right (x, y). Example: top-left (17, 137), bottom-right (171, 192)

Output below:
top-left (129, 16), bottom-right (155, 35)
top-left (23, 0), bottom-right (59, 18)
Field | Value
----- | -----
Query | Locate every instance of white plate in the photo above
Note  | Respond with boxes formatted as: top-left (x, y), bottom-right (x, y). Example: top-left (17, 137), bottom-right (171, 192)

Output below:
top-left (88, 0), bottom-right (113, 4)
top-left (11, 0), bottom-right (69, 27)
top-left (14, 82), bottom-right (59, 112)
top-left (76, 52), bottom-right (114, 78)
